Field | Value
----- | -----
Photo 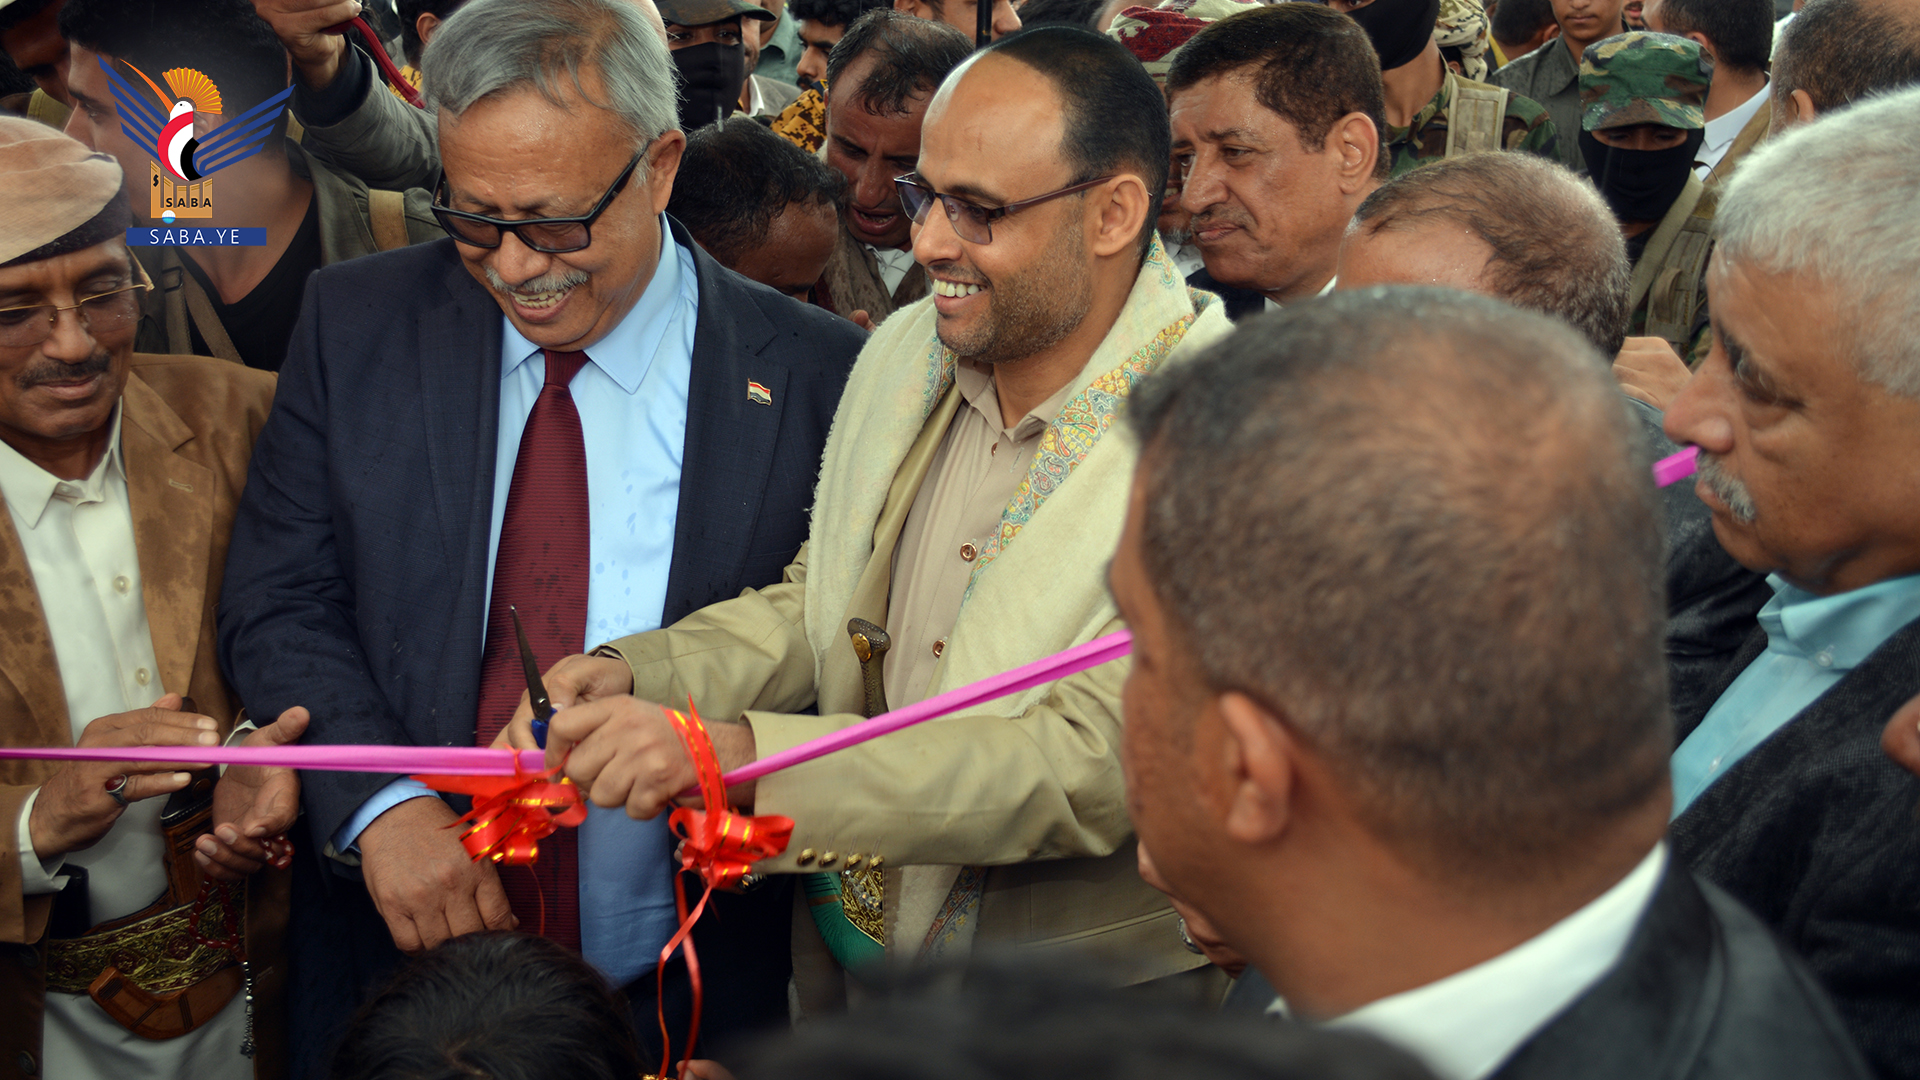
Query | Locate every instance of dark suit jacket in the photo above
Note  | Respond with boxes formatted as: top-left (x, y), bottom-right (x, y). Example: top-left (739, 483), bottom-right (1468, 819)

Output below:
top-left (1226, 866), bottom-right (1871, 1080)
top-left (217, 220), bottom-right (864, 1071)
top-left (1672, 616), bottom-right (1920, 1080)
top-left (1185, 266), bottom-right (1268, 323)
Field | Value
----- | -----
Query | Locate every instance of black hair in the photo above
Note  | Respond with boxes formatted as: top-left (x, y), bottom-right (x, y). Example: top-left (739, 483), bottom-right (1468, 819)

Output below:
top-left (788, 0), bottom-right (890, 29)
top-left (60, 0), bottom-right (293, 141)
top-left (825, 7), bottom-right (971, 113)
top-left (1490, 0), bottom-right (1556, 47)
top-left (399, 0), bottom-right (471, 67)
top-left (1650, 0), bottom-right (1773, 72)
top-left (1015, 0), bottom-right (1107, 29)
top-left (737, 957), bottom-right (1441, 1080)
top-left (1774, 0), bottom-right (1920, 112)
top-left (980, 24), bottom-right (1170, 257)
top-left (1128, 289), bottom-right (1670, 884)
top-left (669, 115), bottom-right (846, 263)
top-left (329, 932), bottom-right (640, 1080)
top-left (0, 0), bottom-right (56, 36)
top-left (1167, 4), bottom-right (1388, 179)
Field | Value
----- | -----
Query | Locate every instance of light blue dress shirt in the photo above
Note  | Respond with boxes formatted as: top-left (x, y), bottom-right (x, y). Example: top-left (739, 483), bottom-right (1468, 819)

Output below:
top-left (334, 219), bottom-right (700, 985)
top-left (1670, 571), bottom-right (1920, 817)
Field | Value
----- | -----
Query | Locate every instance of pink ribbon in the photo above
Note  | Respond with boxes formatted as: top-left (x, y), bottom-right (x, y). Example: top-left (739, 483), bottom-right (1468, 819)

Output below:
top-left (0, 450), bottom-right (1704, 782)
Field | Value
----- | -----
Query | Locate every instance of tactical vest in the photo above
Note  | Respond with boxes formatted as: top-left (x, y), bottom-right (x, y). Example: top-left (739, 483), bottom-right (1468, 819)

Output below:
top-left (1631, 174), bottom-right (1716, 356)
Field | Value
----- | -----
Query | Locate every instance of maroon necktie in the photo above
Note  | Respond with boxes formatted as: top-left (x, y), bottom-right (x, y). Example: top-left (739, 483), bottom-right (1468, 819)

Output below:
top-left (476, 349), bottom-right (591, 951)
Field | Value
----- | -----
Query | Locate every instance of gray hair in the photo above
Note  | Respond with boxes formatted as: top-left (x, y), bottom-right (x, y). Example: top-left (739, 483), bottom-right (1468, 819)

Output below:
top-left (1714, 84), bottom-right (1920, 396)
top-left (1127, 288), bottom-right (1671, 882)
top-left (423, 0), bottom-right (680, 151)
top-left (1352, 152), bottom-right (1633, 356)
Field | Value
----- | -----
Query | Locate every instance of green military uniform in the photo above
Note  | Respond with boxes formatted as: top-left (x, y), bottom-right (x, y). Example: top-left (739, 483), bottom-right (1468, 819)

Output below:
top-left (1389, 0), bottom-right (1561, 176)
top-left (1387, 69), bottom-right (1562, 177)
top-left (1581, 33), bottom-right (1716, 365)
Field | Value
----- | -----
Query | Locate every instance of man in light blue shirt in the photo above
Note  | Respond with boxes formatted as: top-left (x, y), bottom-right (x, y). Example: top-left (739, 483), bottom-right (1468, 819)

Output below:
top-left (1660, 86), bottom-right (1920, 1079)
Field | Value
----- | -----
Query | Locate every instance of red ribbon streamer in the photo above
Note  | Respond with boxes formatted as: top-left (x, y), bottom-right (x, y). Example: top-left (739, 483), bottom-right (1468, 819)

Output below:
top-left (413, 760), bottom-right (587, 865)
top-left (653, 702), bottom-right (794, 1080)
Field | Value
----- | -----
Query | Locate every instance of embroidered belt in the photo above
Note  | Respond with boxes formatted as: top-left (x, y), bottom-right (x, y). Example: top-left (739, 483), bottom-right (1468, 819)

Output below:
top-left (44, 889), bottom-right (241, 995)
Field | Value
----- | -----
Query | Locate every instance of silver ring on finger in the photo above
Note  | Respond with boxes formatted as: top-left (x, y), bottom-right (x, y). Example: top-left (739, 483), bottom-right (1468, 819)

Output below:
top-left (104, 774), bottom-right (130, 807)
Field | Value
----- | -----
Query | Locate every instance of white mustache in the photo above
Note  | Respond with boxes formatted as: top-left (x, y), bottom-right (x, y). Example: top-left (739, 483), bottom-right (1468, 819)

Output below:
top-left (1696, 454), bottom-right (1757, 524)
top-left (484, 266), bottom-right (590, 297)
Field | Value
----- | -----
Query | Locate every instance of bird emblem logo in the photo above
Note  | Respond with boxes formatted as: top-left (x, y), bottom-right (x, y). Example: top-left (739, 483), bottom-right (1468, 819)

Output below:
top-left (100, 57), bottom-right (295, 184)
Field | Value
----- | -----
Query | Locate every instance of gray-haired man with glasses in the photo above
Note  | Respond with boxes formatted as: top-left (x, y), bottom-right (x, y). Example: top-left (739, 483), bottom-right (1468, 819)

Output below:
top-left (499, 23), bottom-right (1238, 1015)
top-left (0, 116), bottom-right (308, 1080)
top-left (213, 0), bottom-right (864, 1066)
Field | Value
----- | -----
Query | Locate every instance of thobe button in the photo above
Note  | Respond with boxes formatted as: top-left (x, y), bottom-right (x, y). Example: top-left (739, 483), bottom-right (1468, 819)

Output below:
top-left (819, 851), bottom-right (839, 867)
top-left (16, 1051), bottom-right (35, 1075)
top-left (932, 639), bottom-right (946, 658)
top-left (113, 576), bottom-right (129, 594)
top-left (868, 855), bottom-right (884, 869)
top-left (959, 543), bottom-right (977, 562)
top-left (135, 668), bottom-right (151, 686)
top-left (796, 848), bottom-right (817, 866)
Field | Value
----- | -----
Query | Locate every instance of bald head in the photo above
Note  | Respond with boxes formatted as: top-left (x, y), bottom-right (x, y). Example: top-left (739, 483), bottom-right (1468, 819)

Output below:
top-left (1342, 152), bottom-right (1632, 355)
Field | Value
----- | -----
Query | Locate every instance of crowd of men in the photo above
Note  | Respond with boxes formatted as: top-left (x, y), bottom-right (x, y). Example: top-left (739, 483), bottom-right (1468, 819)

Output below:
top-left (0, 0), bottom-right (1918, 1076)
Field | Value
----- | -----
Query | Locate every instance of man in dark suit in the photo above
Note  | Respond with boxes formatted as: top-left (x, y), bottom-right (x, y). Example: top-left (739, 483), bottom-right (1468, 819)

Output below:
top-left (1659, 86), bottom-right (1920, 1080)
top-left (214, 0), bottom-right (864, 1070)
top-left (1115, 289), bottom-right (1870, 1080)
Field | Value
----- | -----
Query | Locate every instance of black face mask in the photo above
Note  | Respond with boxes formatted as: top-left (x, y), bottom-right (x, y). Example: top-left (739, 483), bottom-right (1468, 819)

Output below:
top-left (1345, 0), bottom-right (1442, 71)
top-left (1579, 128), bottom-right (1705, 224)
top-left (672, 41), bottom-right (746, 132)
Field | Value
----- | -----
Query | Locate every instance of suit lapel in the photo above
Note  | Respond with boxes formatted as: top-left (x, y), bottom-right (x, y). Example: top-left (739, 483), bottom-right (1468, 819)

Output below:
top-left (663, 222), bottom-right (788, 625)
top-left (0, 501), bottom-right (70, 752)
top-left (1489, 864), bottom-right (1715, 1080)
top-left (414, 254), bottom-right (503, 740)
top-left (121, 374), bottom-right (215, 702)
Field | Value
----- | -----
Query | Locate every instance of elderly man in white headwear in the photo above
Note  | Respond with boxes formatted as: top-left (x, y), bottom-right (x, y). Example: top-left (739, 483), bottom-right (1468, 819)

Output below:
top-left (0, 116), bottom-right (303, 1080)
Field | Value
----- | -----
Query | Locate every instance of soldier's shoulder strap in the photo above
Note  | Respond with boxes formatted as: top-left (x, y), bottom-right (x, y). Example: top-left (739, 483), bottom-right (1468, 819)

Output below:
top-left (368, 188), bottom-right (410, 252)
top-left (1444, 74), bottom-right (1512, 158)
top-left (1641, 178), bottom-right (1715, 351)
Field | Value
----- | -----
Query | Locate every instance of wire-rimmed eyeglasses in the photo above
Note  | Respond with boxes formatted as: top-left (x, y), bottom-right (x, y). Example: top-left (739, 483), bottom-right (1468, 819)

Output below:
top-left (893, 173), bottom-right (1114, 245)
top-left (0, 259), bottom-right (154, 350)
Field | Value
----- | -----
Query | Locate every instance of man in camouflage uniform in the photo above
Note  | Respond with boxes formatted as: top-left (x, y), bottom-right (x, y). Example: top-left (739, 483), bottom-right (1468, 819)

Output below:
top-left (1380, 0), bottom-right (1560, 175)
top-left (1580, 31), bottom-right (1714, 366)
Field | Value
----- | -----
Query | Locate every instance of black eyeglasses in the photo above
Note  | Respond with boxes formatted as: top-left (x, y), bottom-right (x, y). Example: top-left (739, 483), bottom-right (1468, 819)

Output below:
top-left (431, 150), bottom-right (645, 254)
top-left (893, 173), bottom-right (1114, 245)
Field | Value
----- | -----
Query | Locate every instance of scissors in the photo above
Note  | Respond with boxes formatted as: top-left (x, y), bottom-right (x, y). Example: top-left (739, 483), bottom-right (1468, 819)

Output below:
top-left (510, 606), bottom-right (554, 749)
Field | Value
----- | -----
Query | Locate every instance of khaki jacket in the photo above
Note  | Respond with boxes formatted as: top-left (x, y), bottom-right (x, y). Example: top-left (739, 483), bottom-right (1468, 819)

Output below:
top-left (0, 356), bottom-right (285, 1078)
top-left (607, 239), bottom-right (1234, 1004)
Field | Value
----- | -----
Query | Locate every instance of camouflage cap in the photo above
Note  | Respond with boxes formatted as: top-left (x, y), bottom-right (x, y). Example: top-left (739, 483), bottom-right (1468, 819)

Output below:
top-left (1578, 31), bottom-right (1709, 132)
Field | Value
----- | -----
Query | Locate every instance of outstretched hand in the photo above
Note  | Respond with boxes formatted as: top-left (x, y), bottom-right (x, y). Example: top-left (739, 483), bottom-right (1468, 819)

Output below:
top-left (199, 707), bottom-right (309, 881)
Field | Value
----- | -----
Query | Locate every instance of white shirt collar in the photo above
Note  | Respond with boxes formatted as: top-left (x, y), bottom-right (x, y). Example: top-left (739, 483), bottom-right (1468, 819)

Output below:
top-left (0, 402), bottom-right (125, 530)
top-left (746, 75), bottom-right (766, 116)
top-left (500, 215), bottom-right (692, 394)
top-left (1287, 844), bottom-right (1668, 1080)
top-left (1263, 276), bottom-right (1338, 313)
top-left (1699, 82), bottom-right (1768, 169)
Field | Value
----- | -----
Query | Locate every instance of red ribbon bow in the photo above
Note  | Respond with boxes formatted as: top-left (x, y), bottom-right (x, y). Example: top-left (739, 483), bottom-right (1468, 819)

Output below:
top-left (653, 702), bottom-right (794, 1080)
top-left (413, 759), bottom-right (587, 865)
